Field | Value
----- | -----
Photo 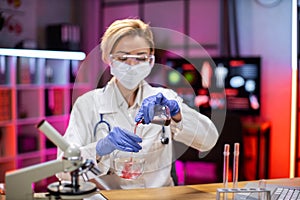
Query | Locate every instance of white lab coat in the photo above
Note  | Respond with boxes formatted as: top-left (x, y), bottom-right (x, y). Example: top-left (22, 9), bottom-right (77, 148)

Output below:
top-left (60, 77), bottom-right (219, 190)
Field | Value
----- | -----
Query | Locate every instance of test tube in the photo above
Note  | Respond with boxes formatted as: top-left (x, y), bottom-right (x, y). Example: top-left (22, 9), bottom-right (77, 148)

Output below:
top-left (223, 144), bottom-right (230, 189)
top-left (258, 179), bottom-right (267, 200)
top-left (233, 143), bottom-right (240, 188)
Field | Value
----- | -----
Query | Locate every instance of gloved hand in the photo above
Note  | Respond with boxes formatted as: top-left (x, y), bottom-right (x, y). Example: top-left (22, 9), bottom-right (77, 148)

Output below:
top-left (96, 127), bottom-right (142, 156)
top-left (135, 92), bottom-right (180, 124)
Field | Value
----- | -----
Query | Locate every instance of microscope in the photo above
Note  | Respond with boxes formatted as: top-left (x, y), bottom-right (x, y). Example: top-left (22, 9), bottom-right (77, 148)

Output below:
top-left (5, 120), bottom-right (101, 200)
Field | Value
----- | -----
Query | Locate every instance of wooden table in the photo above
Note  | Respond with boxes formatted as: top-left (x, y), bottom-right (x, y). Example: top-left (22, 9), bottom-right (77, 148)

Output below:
top-left (100, 178), bottom-right (300, 200)
top-left (2, 178), bottom-right (299, 200)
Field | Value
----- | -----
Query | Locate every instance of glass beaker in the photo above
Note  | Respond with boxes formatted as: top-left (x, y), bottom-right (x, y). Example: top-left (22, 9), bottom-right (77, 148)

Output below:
top-left (150, 104), bottom-right (171, 126)
top-left (135, 104), bottom-right (171, 134)
top-left (113, 151), bottom-right (145, 180)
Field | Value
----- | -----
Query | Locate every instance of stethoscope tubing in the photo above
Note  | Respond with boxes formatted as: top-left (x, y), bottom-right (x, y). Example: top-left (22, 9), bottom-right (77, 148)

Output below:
top-left (93, 113), bottom-right (168, 144)
top-left (93, 114), bottom-right (111, 137)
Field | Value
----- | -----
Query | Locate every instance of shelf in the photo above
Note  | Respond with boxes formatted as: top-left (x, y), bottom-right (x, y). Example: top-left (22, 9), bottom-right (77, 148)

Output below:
top-left (0, 55), bottom-right (12, 86)
top-left (0, 156), bottom-right (15, 163)
top-left (45, 87), bottom-right (69, 116)
top-left (16, 84), bottom-right (43, 89)
top-left (0, 48), bottom-right (88, 183)
top-left (42, 148), bottom-right (57, 157)
top-left (0, 125), bottom-right (16, 158)
top-left (0, 161), bottom-right (16, 182)
top-left (17, 89), bottom-right (43, 119)
top-left (16, 57), bottom-right (39, 85)
top-left (44, 150), bottom-right (58, 167)
top-left (45, 59), bottom-right (72, 85)
top-left (17, 124), bottom-right (41, 154)
top-left (16, 117), bottom-right (42, 125)
top-left (17, 155), bottom-right (42, 168)
top-left (0, 88), bottom-right (13, 122)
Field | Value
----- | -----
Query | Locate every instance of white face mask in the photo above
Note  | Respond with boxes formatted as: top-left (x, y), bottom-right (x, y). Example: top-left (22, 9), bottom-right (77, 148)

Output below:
top-left (110, 61), bottom-right (153, 90)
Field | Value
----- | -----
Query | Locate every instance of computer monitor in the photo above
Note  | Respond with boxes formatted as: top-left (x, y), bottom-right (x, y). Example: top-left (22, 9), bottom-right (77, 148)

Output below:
top-left (165, 57), bottom-right (261, 116)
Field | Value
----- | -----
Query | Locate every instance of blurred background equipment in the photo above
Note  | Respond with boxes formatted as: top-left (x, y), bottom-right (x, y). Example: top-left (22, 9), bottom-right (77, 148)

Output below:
top-left (46, 24), bottom-right (81, 51)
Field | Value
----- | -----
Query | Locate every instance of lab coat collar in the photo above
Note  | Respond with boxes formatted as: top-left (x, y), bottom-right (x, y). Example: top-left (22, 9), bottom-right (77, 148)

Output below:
top-left (97, 78), bottom-right (119, 114)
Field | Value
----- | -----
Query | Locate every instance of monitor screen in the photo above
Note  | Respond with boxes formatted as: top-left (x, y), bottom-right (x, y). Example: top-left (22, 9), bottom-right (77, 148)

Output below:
top-left (165, 57), bottom-right (261, 116)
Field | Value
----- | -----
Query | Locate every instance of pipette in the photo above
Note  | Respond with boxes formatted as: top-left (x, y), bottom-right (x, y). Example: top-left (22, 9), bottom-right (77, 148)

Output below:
top-left (223, 144), bottom-right (230, 189)
top-left (233, 143), bottom-right (240, 188)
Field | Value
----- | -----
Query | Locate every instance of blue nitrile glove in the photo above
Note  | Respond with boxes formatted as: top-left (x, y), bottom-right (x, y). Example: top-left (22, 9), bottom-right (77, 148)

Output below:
top-left (135, 92), bottom-right (180, 124)
top-left (96, 127), bottom-right (142, 156)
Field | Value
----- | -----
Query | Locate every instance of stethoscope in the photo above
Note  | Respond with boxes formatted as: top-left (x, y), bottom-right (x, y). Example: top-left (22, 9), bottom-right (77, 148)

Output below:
top-left (161, 126), bottom-right (169, 144)
top-left (93, 114), bottom-right (111, 137)
top-left (93, 114), bottom-right (169, 145)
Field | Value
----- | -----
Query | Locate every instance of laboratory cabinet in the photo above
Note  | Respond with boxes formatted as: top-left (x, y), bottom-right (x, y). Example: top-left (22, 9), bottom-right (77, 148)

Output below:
top-left (0, 48), bottom-right (87, 183)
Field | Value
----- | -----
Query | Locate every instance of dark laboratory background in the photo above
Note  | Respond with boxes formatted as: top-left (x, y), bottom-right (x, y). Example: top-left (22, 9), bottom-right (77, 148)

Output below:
top-left (0, 0), bottom-right (298, 192)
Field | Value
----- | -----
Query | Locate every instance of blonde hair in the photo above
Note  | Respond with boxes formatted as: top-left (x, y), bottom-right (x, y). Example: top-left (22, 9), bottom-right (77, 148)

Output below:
top-left (100, 18), bottom-right (154, 64)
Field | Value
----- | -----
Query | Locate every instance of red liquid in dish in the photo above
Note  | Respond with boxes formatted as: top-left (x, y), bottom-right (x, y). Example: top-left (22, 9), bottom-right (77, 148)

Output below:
top-left (120, 160), bottom-right (142, 179)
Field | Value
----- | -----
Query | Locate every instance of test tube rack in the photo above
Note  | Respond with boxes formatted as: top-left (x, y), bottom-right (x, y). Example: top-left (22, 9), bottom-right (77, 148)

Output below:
top-left (216, 187), bottom-right (271, 200)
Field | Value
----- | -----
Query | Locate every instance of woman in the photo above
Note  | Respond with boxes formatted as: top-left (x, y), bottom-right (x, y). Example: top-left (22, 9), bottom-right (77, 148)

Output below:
top-left (60, 18), bottom-right (219, 189)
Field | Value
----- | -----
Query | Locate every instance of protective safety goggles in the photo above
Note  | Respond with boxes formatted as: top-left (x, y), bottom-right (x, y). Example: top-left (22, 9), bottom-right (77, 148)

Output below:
top-left (109, 54), bottom-right (155, 66)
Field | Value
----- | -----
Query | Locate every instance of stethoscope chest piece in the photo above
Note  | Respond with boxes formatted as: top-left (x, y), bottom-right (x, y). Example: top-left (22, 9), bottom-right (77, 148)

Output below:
top-left (161, 137), bottom-right (169, 144)
top-left (161, 126), bottom-right (169, 144)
